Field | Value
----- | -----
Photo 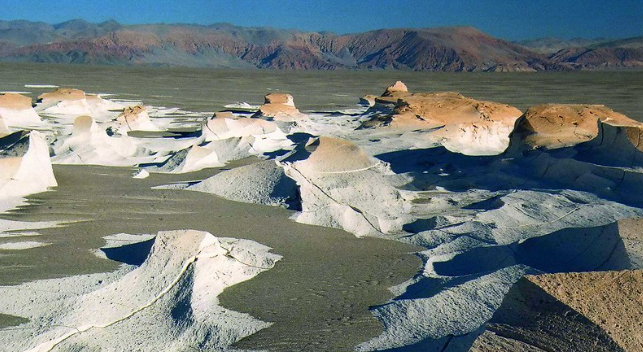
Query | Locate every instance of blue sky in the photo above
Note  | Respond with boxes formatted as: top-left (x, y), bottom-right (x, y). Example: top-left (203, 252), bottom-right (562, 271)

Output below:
top-left (1, 0), bottom-right (642, 40)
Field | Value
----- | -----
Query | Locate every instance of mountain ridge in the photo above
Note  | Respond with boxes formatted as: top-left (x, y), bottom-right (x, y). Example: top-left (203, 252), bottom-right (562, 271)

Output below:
top-left (0, 19), bottom-right (641, 71)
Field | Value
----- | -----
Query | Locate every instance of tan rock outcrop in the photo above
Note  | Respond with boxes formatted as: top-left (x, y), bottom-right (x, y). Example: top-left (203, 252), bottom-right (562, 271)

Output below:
top-left (382, 81), bottom-right (408, 97)
top-left (516, 104), bottom-right (643, 149)
top-left (297, 136), bottom-right (376, 174)
top-left (0, 93), bottom-right (33, 110)
top-left (253, 93), bottom-right (305, 122)
top-left (0, 115), bottom-right (9, 137)
top-left (473, 270), bottom-right (643, 351)
top-left (363, 91), bottom-right (521, 130)
top-left (359, 94), bottom-right (377, 107)
top-left (114, 105), bottom-right (159, 133)
top-left (38, 88), bottom-right (86, 102)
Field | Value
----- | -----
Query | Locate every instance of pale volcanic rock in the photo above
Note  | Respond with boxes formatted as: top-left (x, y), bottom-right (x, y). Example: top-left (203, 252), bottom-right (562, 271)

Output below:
top-left (36, 88), bottom-right (91, 116)
top-left (38, 88), bottom-right (86, 102)
top-left (0, 230), bottom-right (281, 351)
top-left (252, 93), bottom-right (307, 122)
top-left (516, 104), bottom-right (643, 149)
top-left (0, 93), bottom-right (41, 128)
top-left (363, 89), bottom-right (522, 155)
top-left (0, 131), bottom-right (57, 210)
top-left (0, 92), bottom-right (33, 110)
top-left (53, 115), bottom-right (158, 166)
top-left (382, 80), bottom-right (408, 97)
top-left (203, 112), bottom-right (281, 142)
top-left (36, 88), bottom-right (123, 119)
top-left (282, 136), bottom-right (410, 237)
top-left (188, 160), bottom-right (299, 208)
top-left (114, 105), bottom-right (160, 134)
top-left (0, 116), bottom-right (9, 137)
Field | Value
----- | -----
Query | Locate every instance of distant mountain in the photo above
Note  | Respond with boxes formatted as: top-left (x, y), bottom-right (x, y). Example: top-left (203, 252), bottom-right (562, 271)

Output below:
top-left (549, 37), bottom-right (643, 69)
top-left (516, 37), bottom-right (608, 54)
top-left (0, 19), bottom-right (640, 71)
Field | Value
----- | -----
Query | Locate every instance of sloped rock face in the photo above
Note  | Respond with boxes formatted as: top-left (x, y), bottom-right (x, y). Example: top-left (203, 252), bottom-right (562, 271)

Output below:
top-left (282, 136), bottom-right (409, 237)
top-left (38, 88), bottom-right (86, 102)
top-left (472, 270), bottom-right (643, 352)
top-left (0, 131), bottom-right (57, 210)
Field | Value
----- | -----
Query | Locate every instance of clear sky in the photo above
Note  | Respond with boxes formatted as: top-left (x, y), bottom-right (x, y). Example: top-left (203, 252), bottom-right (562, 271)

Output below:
top-left (1, 0), bottom-right (642, 40)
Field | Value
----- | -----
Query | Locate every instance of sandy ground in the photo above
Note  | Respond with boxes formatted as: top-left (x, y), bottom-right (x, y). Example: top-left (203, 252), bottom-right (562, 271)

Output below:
top-left (0, 162), bottom-right (421, 351)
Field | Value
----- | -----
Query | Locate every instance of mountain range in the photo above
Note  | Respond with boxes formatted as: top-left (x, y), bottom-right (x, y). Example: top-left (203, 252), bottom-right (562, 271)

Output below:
top-left (0, 19), bottom-right (641, 71)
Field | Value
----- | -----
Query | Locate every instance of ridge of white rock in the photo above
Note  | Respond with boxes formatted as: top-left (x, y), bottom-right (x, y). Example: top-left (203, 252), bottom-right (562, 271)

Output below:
top-left (0, 230), bottom-right (281, 352)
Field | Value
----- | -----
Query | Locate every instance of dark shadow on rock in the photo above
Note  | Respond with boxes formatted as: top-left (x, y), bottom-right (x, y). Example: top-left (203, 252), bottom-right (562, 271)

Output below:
top-left (431, 222), bottom-right (632, 277)
top-left (0, 130), bottom-right (30, 157)
top-left (375, 123), bottom-right (643, 208)
top-left (100, 237), bottom-right (155, 266)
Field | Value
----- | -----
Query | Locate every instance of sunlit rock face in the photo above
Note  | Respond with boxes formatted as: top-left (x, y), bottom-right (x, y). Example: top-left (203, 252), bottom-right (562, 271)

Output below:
top-left (361, 82), bottom-right (523, 155)
top-left (515, 103), bottom-right (643, 149)
top-left (0, 93), bottom-right (41, 128)
top-left (113, 105), bottom-right (160, 134)
top-left (252, 93), bottom-right (307, 122)
top-left (0, 131), bottom-right (57, 210)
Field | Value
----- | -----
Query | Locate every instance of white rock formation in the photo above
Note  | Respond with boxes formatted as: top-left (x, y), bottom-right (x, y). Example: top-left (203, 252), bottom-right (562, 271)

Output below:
top-left (113, 105), bottom-right (161, 134)
top-left (0, 93), bottom-right (42, 129)
top-left (52, 115), bottom-right (159, 166)
top-left (0, 131), bottom-right (57, 211)
top-left (282, 136), bottom-right (410, 237)
top-left (252, 93), bottom-right (307, 122)
top-left (188, 160), bottom-right (298, 207)
top-left (0, 230), bottom-right (281, 352)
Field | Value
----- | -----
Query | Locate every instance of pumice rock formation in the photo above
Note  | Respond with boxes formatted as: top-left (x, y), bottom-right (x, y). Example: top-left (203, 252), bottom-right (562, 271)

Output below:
top-left (361, 82), bottom-right (523, 155)
top-left (515, 103), bottom-right (643, 149)
top-left (37, 88), bottom-right (123, 120)
top-left (252, 93), bottom-right (307, 122)
top-left (113, 105), bottom-right (161, 134)
top-left (0, 131), bottom-right (57, 209)
top-left (0, 92), bottom-right (42, 128)
top-left (471, 270), bottom-right (643, 352)
top-left (282, 136), bottom-right (410, 237)
top-left (53, 115), bottom-right (158, 166)
top-left (203, 111), bottom-right (281, 142)
top-left (0, 230), bottom-right (282, 351)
